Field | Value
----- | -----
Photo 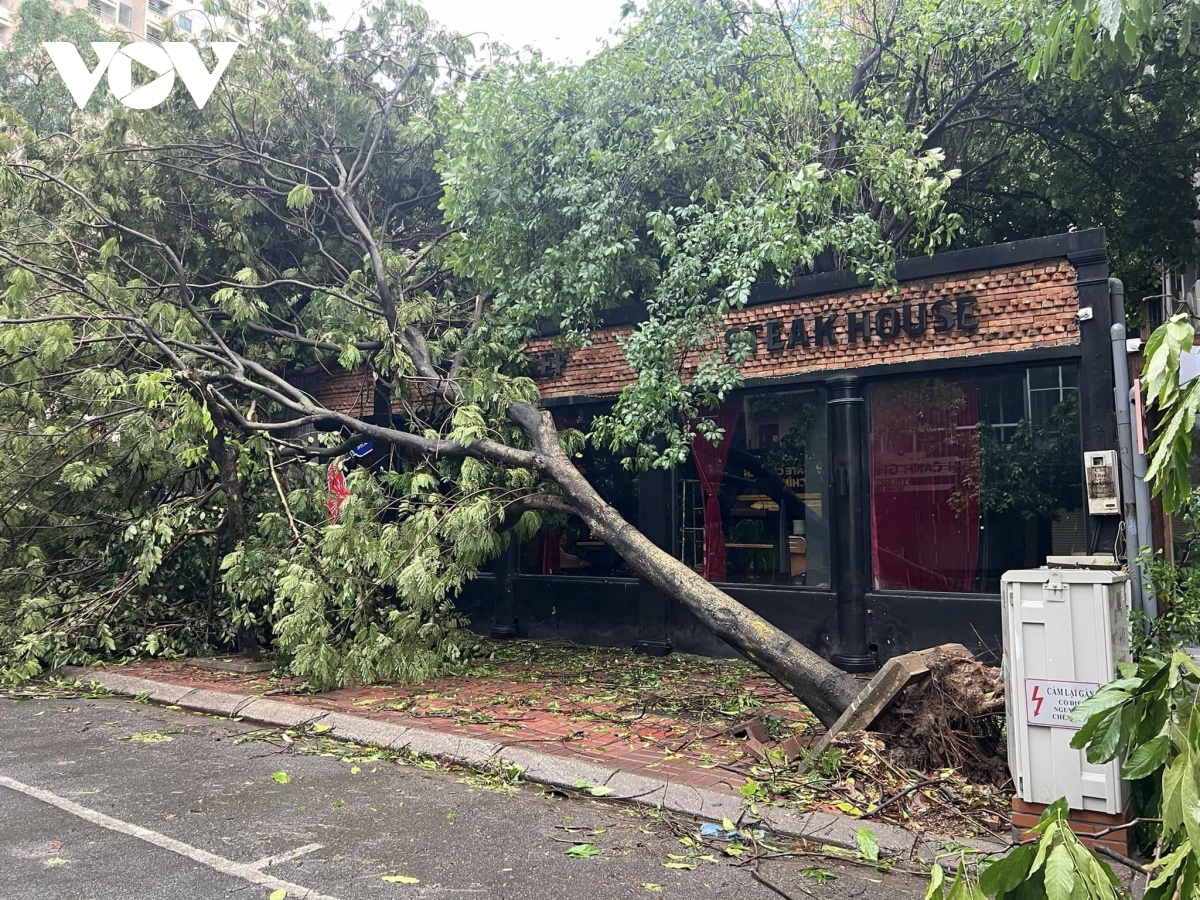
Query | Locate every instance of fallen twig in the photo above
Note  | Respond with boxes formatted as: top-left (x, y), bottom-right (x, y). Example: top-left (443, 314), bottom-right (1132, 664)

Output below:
top-left (862, 777), bottom-right (949, 819)
top-left (1089, 818), bottom-right (1160, 840)
top-left (1093, 844), bottom-right (1147, 875)
top-left (752, 862), bottom-right (810, 899)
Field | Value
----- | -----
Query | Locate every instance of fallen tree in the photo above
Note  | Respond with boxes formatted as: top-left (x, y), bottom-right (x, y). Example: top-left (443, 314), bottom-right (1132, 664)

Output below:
top-left (0, 0), bottom-right (1130, 722)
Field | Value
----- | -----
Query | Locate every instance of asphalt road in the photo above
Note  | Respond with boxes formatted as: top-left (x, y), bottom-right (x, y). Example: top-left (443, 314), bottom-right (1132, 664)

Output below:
top-left (0, 695), bottom-right (932, 900)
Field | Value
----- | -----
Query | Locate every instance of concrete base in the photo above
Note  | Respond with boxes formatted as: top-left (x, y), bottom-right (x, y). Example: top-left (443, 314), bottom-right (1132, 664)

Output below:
top-left (1010, 798), bottom-right (1136, 857)
top-left (187, 656), bottom-right (273, 675)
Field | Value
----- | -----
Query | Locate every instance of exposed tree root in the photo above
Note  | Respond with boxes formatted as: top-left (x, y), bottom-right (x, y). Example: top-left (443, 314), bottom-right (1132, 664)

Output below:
top-left (870, 648), bottom-right (1009, 787)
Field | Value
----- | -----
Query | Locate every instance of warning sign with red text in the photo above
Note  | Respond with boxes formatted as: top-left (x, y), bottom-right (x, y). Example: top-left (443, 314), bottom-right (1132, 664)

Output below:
top-left (1024, 679), bottom-right (1101, 729)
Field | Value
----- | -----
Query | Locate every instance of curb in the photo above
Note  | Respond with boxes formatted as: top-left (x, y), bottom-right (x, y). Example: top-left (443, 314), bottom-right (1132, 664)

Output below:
top-left (59, 665), bottom-right (1002, 860)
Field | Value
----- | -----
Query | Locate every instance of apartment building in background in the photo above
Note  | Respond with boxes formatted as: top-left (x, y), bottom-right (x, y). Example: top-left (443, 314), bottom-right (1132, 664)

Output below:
top-left (0, 0), bottom-right (270, 44)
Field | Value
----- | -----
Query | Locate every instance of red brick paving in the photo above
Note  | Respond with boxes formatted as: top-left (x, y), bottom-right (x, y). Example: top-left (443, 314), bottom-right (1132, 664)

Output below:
top-left (117, 642), bottom-right (824, 799)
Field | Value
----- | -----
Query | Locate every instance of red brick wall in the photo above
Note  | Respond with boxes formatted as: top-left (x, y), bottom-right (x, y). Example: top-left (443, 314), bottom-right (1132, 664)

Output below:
top-left (302, 260), bottom-right (1080, 414)
top-left (307, 367), bottom-right (373, 418)
top-left (528, 260), bottom-right (1080, 400)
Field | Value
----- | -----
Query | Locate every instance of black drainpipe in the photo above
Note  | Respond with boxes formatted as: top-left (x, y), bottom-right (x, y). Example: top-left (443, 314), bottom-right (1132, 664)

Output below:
top-left (827, 374), bottom-right (876, 672)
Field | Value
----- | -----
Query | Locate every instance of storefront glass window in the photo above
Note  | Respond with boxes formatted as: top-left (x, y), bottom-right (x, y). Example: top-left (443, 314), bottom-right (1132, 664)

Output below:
top-left (678, 389), bottom-right (831, 588)
top-left (519, 409), bottom-right (639, 578)
top-left (869, 365), bottom-right (1084, 594)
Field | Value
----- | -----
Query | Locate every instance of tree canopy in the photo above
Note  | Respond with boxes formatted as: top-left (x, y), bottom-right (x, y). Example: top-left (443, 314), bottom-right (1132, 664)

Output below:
top-left (441, 0), bottom-right (980, 462)
top-left (0, 0), bottom-right (491, 687)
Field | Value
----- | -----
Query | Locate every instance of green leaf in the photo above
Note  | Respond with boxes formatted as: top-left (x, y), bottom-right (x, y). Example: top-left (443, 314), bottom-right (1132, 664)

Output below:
top-left (1144, 316), bottom-right (1194, 410)
top-left (651, 128), bottom-right (677, 154)
top-left (1044, 844), bottom-right (1074, 900)
top-left (1070, 708), bottom-right (1105, 751)
top-left (381, 875), bottom-right (420, 884)
top-left (943, 861), bottom-right (982, 900)
top-left (1084, 707), bottom-right (1126, 763)
top-left (925, 863), bottom-right (946, 900)
top-left (1163, 753), bottom-right (1190, 834)
top-left (572, 779), bottom-right (614, 797)
top-left (1121, 735), bottom-right (1171, 779)
top-left (272, 771), bottom-right (291, 784)
top-left (856, 828), bottom-right (880, 862)
top-left (1031, 821), bottom-right (1058, 871)
top-left (269, 890), bottom-right (287, 900)
top-left (565, 843), bottom-right (602, 859)
top-left (286, 183), bottom-right (314, 209)
top-left (1068, 679), bottom-right (1139, 723)
top-left (979, 845), bottom-right (1035, 897)
top-left (1179, 748), bottom-right (1200, 853)
top-left (1097, 0), bottom-right (1122, 36)
top-left (1147, 841), bottom-right (1191, 889)
top-left (126, 732), bottom-right (173, 743)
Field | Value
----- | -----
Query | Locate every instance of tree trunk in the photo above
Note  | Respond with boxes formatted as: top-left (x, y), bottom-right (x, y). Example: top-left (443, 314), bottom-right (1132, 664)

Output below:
top-left (205, 401), bottom-right (258, 659)
top-left (508, 403), bottom-right (860, 727)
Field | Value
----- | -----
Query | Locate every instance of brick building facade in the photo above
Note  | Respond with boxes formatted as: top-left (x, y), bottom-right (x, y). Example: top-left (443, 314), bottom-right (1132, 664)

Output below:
top-left (525, 259), bottom-right (1081, 402)
top-left (303, 230), bottom-right (1119, 669)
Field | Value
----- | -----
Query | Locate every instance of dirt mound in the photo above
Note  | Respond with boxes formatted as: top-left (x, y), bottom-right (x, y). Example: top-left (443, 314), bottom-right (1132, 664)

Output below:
top-left (871, 648), bottom-right (1009, 786)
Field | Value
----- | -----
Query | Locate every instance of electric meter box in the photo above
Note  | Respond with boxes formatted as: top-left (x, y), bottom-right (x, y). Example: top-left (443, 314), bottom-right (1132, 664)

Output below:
top-left (1001, 567), bottom-right (1131, 814)
top-left (1084, 450), bottom-right (1121, 514)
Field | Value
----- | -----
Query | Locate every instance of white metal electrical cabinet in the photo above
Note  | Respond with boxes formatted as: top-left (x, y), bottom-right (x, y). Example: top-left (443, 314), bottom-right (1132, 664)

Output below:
top-left (1001, 568), bottom-right (1131, 814)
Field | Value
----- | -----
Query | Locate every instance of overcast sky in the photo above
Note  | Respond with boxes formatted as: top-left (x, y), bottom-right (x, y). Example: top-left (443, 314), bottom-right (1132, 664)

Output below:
top-left (323, 0), bottom-right (631, 64)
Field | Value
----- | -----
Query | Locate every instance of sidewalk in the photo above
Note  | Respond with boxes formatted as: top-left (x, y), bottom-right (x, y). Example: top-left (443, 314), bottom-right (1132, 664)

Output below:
top-left (119, 642), bottom-right (817, 795)
top-left (59, 641), bottom-right (1008, 857)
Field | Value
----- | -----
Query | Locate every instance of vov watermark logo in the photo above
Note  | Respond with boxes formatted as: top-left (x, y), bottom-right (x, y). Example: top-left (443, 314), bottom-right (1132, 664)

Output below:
top-left (42, 41), bottom-right (238, 110)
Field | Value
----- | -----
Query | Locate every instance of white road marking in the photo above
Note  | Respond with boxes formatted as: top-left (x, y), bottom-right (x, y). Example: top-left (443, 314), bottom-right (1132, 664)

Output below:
top-left (251, 842), bottom-right (324, 870)
top-left (0, 776), bottom-right (342, 900)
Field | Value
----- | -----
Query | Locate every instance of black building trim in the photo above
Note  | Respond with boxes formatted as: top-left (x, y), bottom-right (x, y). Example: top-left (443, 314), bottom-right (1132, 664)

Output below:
top-left (534, 229), bottom-right (1107, 337)
top-left (1069, 235), bottom-right (1118, 556)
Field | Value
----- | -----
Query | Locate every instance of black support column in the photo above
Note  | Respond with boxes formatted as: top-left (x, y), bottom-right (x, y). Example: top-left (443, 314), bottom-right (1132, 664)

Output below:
top-left (827, 374), bottom-right (875, 672)
top-left (633, 467), bottom-right (673, 655)
top-left (1069, 238), bottom-right (1120, 556)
